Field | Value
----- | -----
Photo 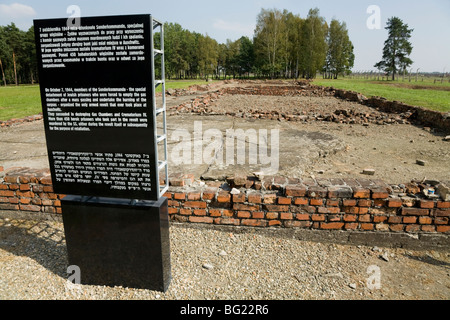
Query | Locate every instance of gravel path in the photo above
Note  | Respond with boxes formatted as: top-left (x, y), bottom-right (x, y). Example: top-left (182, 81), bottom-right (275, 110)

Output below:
top-left (0, 217), bottom-right (449, 301)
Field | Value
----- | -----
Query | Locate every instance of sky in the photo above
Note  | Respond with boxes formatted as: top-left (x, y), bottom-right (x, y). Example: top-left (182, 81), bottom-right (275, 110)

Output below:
top-left (0, 0), bottom-right (449, 72)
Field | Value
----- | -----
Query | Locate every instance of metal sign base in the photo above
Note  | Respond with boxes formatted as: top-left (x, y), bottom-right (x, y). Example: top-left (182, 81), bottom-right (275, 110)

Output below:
top-left (61, 195), bottom-right (171, 292)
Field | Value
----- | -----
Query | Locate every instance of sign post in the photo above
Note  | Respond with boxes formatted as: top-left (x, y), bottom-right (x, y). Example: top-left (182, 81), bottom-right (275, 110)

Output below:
top-left (34, 14), bottom-right (171, 292)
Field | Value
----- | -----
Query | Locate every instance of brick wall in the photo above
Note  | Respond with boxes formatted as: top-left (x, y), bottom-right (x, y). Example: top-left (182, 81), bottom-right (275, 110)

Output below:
top-left (1, 167), bottom-right (449, 235)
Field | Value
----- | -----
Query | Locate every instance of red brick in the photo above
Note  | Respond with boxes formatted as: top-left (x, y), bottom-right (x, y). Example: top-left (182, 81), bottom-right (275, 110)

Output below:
top-left (311, 214), bottom-right (325, 222)
top-left (321, 222), bottom-right (344, 230)
top-left (419, 216), bottom-right (433, 225)
top-left (19, 204), bottom-right (41, 212)
top-left (317, 207), bottom-right (340, 214)
top-left (285, 185), bottom-right (307, 197)
top-left (359, 214), bottom-right (371, 222)
top-left (0, 190), bottom-right (14, 197)
top-left (359, 207), bottom-right (369, 214)
top-left (344, 206), bottom-right (359, 214)
top-left (388, 216), bottom-right (402, 224)
top-left (294, 198), bottom-right (308, 205)
top-left (248, 193), bottom-right (262, 204)
top-left (232, 193), bottom-right (246, 203)
top-left (405, 225), bottom-right (420, 233)
top-left (252, 211), bottom-right (264, 219)
top-left (358, 199), bottom-right (372, 207)
top-left (403, 216), bottom-right (417, 224)
top-left (40, 176), bottom-right (53, 185)
top-left (217, 193), bottom-right (231, 203)
top-left (0, 184), bottom-right (8, 190)
top-left (3, 176), bottom-right (18, 183)
top-left (343, 199), bottom-right (357, 207)
top-left (202, 189), bottom-right (217, 200)
top-left (163, 192), bottom-right (173, 199)
top-left (20, 198), bottom-right (31, 205)
top-left (263, 204), bottom-right (289, 212)
top-left (435, 217), bottom-right (449, 225)
top-left (284, 221), bottom-right (310, 228)
top-left (280, 212), bottom-right (293, 220)
top-left (327, 199), bottom-right (339, 207)
top-left (296, 214), bottom-right (310, 221)
top-left (387, 199), bottom-right (403, 208)
top-left (8, 198), bottom-right (18, 204)
top-left (187, 193), bottom-right (201, 201)
top-left (390, 224), bottom-right (405, 232)
top-left (19, 184), bottom-right (31, 191)
top-left (222, 209), bottom-right (234, 217)
top-left (193, 209), bottom-right (207, 216)
top-left (43, 186), bottom-right (53, 193)
top-left (419, 200), bottom-right (435, 209)
top-left (266, 212), bottom-right (279, 220)
top-left (174, 193), bottom-right (186, 200)
top-left (310, 199), bottom-right (323, 206)
top-left (353, 188), bottom-right (370, 198)
top-left (421, 225), bottom-right (436, 233)
top-left (278, 197), bottom-right (291, 205)
top-left (0, 197), bottom-right (8, 203)
top-left (184, 201), bottom-right (207, 209)
top-left (189, 216), bottom-right (214, 224)
top-left (241, 219), bottom-right (268, 227)
top-left (371, 189), bottom-right (389, 199)
top-left (328, 214), bottom-right (341, 222)
top-left (373, 216), bottom-right (388, 223)
top-left (8, 184), bottom-right (19, 190)
top-left (234, 203), bottom-right (259, 212)
top-left (179, 208), bottom-right (192, 216)
top-left (344, 223), bottom-right (358, 230)
top-left (436, 226), bottom-right (450, 233)
top-left (209, 209), bottom-right (222, 217)
top-left (437, 201), bottom-right (450, 209)
top-left (237, 211), bottom-right (251, 218)
top-left (344, 214), bottom-right (357, 222)
top-left (0, 204), bottom-right (19, 210)
top-left (434, 209), bottom-right (449, 217)
top-left (42, 199), bottom-right (53, 206)
top-left (401, 208), bottom-right (429, 216)
top-left (361, 223), bottom-right (374, 230)
top-left (168, 208), bottom-right (178, 214)
top-left (168, 200), bottom-right (179, 207)
top-left (16, 191), bottom-right (34, 198)
top-left (269, 220), bottom-right (282, 227)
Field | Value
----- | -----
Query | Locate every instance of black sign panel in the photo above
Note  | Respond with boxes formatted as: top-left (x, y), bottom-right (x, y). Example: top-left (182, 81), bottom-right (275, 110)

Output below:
top-left (34, 15), bottom-right (159, 200)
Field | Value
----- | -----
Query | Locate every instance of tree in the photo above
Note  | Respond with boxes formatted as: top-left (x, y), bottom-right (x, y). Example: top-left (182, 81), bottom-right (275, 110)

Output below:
top-left (254, 8), bottom-right (286, 78)
top-left (325, 19), bottom-right (354, 79)
top-left (197, 34), bottom-right (218, 80)
top-left (374, 17), bottom-right (413, 81)
top-left (299, 8), bottom-right (328, 79)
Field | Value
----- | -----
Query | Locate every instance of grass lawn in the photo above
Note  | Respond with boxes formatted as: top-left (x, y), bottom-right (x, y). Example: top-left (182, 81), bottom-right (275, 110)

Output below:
top-left (0, 85), bottom-right (42, 121)
top-left (0, 80), bottom-right (211, 122)
top-left (313, 78), bottom-right (450, 112)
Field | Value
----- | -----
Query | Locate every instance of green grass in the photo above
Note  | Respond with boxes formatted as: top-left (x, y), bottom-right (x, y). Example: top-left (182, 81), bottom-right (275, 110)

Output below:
top-left (0, 85), bottom-right (42, 121)
top-left (0, 80), bottom-right (213, 122)
top-left (313, 78), bottom-right (450, 112)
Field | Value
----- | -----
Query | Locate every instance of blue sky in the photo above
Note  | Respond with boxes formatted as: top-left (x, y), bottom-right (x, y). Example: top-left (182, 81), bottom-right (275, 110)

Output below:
top-left (0, 0), bottom-right (449, 72)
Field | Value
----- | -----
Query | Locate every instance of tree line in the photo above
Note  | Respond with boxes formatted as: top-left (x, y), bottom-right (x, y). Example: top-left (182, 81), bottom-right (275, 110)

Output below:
top-left (0, 7), bottom-right (355, 85)
top-left (0, 23), bottom-right (37, 86)
top-left (161, 8), bottom-right (354, 80)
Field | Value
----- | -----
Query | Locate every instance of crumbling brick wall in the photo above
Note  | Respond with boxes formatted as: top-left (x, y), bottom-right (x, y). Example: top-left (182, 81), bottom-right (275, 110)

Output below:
top-left (1, 167), bottom-right (448, 235)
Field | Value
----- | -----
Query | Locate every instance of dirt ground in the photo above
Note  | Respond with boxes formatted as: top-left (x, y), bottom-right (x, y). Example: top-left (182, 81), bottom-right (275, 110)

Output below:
top-left (1, 80), bottom-right (449, 187)
top-left (0, 80), bottom-right (449, 301)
